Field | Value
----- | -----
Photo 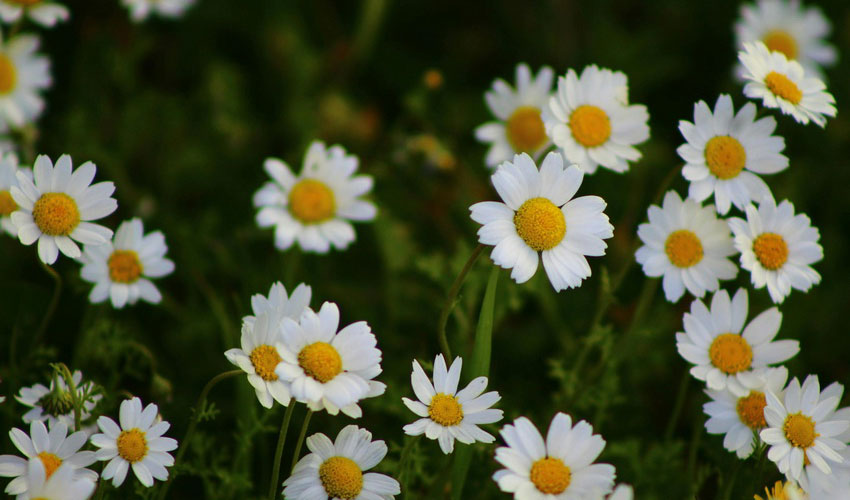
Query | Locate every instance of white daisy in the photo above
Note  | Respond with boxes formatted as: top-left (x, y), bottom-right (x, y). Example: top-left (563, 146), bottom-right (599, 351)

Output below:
top-left (254, 141), bottom-right (376, 254)
top-left (90, 397), bottom-right (177, 488)
top-left (243, 281), bottom-right (312, 329)
top-left (677, 288), bottom-right (798, 395)
top-left (15, 460), bottom-right (96, 500)
top-left (728, 195), bottom-right (822, 304)
top-left (0, 150), bottom-right (31, 236)
top-left (0, 420), bottom-right (97, 497)
top-left (0, 1), bottom-right (69, 28)
top-left (16, 370), bottom-right (101, 431)
top-left (9, 154), bottom-right (116, 265)
top-left (275, 302), bottom-right (386, 418)
top-left (475, 63), bottom-right (554, 168)
top-left (402, 354), bottom-right (503, 455)
top-left (677, 94), bottom-right (788, 215)
top-left (0, 29), bottom-right (49, 131)
top-left (606, 485), bottom-right (634, 500)
top-left (546, 65), bottom-right (649, 174)
top-left (635, 190), bottom-right (738, 302)
top-left (794, 433), bottom-right (850, 497)
top-left (492, 412), bottom-right (616, 499)
top-left (121, 0), bottom-right (195, 22)
top-left (735, 0), bottom-right (836, 80)
top-left (224, 311), bottom-right (291, 409)
top-left (283, 425), bottom-right (400, 500)
top-left (79, 218), bottom-right (174, 309)
top-left (738, 41), bottom-right (836, 127)
top-left (469, 152), bottom-right (613, 291)
top-left (703, 366), bottom-right (789, 458)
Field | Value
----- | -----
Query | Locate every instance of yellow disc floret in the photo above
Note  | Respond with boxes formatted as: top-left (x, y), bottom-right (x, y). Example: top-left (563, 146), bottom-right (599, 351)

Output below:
top-left (783, 413), bottom-right (818, 449)
top-left (250, 344), bottom-right (282, 382)
top-left (737, 391), bottom-right (768, 430)
top-left (318, 456), bottom-right (363, 499)
top-left (764, 72), bottom-right (802, 105)
top-left (288, 179), bottom-right (336, 223)
top-left (569, 105), bottom-right (611, 148)
top-left (0, 190), bottom-right (17, 215)
top-left (108, 250), bottom-right (143, 283)
top-left (298, 342), bottom-right (343, 383)
top-left (704, 136), bottom-right (747, 179)
top-left (117, 428), bottom-right (148, 463)
top-left (763, 30), bottom-right (798, 60)
top-left (664, 230), bottom-right (703, 268)
top-left (529, 457), bottom-right (572, 495)
top-left (513, 197), bottom-right (566, 252)
top-left (428, 393), bottom-right (463, 426)
top-left (752, 232), bottom-right (789, 271)
top-left (709, 333), bottom-right (753, 374)
top-left (755, 480), bottom-right (799, 500)
top-left (32, 192), bottom-right (80, 236)
top-left (506, 106), bottom-right (547, 153)
top-left (36, 452), bottom-right (62, 479)
top-left (0, 53), bottom-right (16, 95)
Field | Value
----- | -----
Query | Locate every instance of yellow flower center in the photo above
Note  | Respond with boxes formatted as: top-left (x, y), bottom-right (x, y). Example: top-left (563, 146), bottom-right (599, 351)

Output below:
top-left (318, 456), bottom-right (363, 499)
top-left (36, 452), bottom-right (62, 479)
top-left (250, 344), bottom-right (282, 382)
top-left (117, 428), bottom-right (148, 463)
top-left (755, 480), bottom-right (795, 500)
top-left (108, 250), bottom-right (143, 284)
top-left (704, 136), bottom-right (747, 179)
top-left (298, 342), bottom-right (342, 383)
top-left (506, 106), bottom-right (547, 153)
top-left (783, 413), bottom-right (818, 449)
top-left (764, 71), bottom-right (802, 105)
top-left (664, 230), bottom-right (703, 268)
top-left (0, 53), bottom-right (16, 95)
top-left (569, 105), bottom-right (611, 148)
top-left (32, 192), bottom-right (80, 236)
top-left (0, 189), bottom-right (17, 215)
top-left (752, 232), bottom-right (789, 271)
top-left (428, 393), bottom-right (463, 426)
top-left (513, 197), bottom-right (566, 251)
top-left (709, 333), bottom-right (753, 374)
top-left (737, 391), bottom-right (767, 430)
top-left (763, 30), bottom-right (798, 60)
top-left (288, 179), bottom-right (335, 223)
top-left (529, 457), bottom-right (572, 495)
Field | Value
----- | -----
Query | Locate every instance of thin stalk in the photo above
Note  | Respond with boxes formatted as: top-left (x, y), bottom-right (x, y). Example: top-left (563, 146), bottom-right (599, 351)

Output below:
top-left (437, 244), bottom-right (485, 360)
top-left (664, 370), bottom-right (691, 440)
top-left (57, 364), bottom-right (82, 432)
top-left (290, 410), bottom-right (313, 473)
top-left (267, 403), bottom-right (296, 500)
top-left (33, 262), bottom-right (62, 347)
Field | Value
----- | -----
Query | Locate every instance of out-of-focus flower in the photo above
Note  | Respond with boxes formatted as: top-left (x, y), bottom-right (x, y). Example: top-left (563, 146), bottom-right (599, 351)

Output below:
top-left (0, 151), bottom-right (31, 236)
top-left (121, 0), bottom-right (195, 22)
top-left (16, 370), bottom-right (101, 432)
top-left (0, 29), bottom-right (50, 131)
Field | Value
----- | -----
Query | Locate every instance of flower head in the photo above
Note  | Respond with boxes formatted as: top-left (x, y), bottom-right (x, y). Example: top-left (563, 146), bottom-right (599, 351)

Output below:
top-left (121, 0), bottom-right (195, 22)
top-left (243, 281), bottom-right (312, 329)
top-left (15, 460), bottom-right (95, 500)
top-left (0, 30), bottom-right (50, 131)
top-left (0, 1), bottom-right (69, 28)
top-left (0, 150), bottom-right (31, 236)
top-left (225, 312), bottom-right (292, 409)
top-left (16, 370), bottom-right (101, 431)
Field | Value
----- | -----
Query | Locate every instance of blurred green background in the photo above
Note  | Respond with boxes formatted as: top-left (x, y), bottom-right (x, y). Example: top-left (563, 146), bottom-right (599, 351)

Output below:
top-left (2, 0), bottom-right (850, 498)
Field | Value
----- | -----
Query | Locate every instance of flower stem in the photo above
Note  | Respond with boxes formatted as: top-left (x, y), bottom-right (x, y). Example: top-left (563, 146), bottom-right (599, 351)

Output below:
top-left (290, 409), bottom-right (313, 473)
top-left (56, 364), bottom-right (81, 432)
top-left (437, 243), bottom-right (485, 360)
top-left (267, 403), bottom-right (296, 500)
top-left (33, 261), bottom-right (62, 347)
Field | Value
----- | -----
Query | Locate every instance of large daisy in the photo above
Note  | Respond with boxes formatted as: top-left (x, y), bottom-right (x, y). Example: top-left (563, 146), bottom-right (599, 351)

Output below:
top-left (283, 425), bottom-right (400, 500)
top-left (739, 41), bottom-right (836, 127)
top-left (475, 63), bottom-right (554, 168)
top-left (469, 152), bottom-right (613, 291)
top-left (14, 461), bottom-right (95, 500)
top-left (10, 155), bottom-right (117, 265)
top-left (677, 94), bottom-right (788, 214)
top-left (224, 311), bottom-right (291, 409)
top-left (243, 281), bottom-right (312, 329)
top-left (793, 385), bottom-right (850, 498)
top-left (0, 150), bottom-right (30, 236)
top-left (492, 413), bottom-right (616, 499)
top-left (254, 140), bottom-right (376, 254)
top-left (635, 190), bottom-right (738, 302)
top-left (16, 370), bottom-right (101, 431)
top-left (546, 65), bottom-right (649, 174)
top-left (0, 29), bottom-right (50, 131)
top-left (728, 195), bottom-right (822, 304)
top-left (402, 354), bottom-right (503, 455)
top-left (0, 1), bottom-right (69, 28)
top-left (121, 0), bottom-right (195, 22)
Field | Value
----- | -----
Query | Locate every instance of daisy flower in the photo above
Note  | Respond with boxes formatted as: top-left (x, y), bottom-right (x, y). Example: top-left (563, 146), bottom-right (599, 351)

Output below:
top-left (469, 152), bottom-right (613, 291)
top-left (0, 29), bottom-right (49, 131)
top-left (703, 366), bottom-right (788, 458)
top-left (224, 312), bottom-right (291, 409)
top-left (677, 94), bottom-right (788, 214)
top-left (492, 413), bottom-right (616, 498)
top-left (0, 421), bottom-right (97, 497)
top-left (121, 0), bottom-right (195, 22)
top-left (475, 63), bottom-right (554, 168)
top-left (275, 302), bottom-right (386, 418)
top-left (0, 1), bottom-right (69, 28)
top-left (79, 218), bottom-right (174, 309)
top-left (760, 375), bottom-right (848, 480)
top-left (254, 140), bottom-right (376, 254)
top-left (242, 281), bottom-right (312, 329)
top-left (795, 445), bottom-right (850, 498)
top-left (16, 460), bottom-right (96, 500)
top-left (546, 65), bottom-right (649, 174)
top-left (677, 288), bottom-right (798, 395)
top-left (635, 191), bottom-right (738, 302)
top-left (738, 41), bottom-right (836, 127)
top-left (16, 370), bottom-right (101, 431)
top-left (735, 0), bottom-right (836, 80)
top-left (402, 354), bottom-right (503, 455)
top-left (728, 195), bottom-right (822, 303)
top-left (0, 151), bottom-right (31, 236)
top-left (755, 480), bottom-right (806, 500)
top-left (10, 154), bottom-right (117, 265)
top-left (90, 397), bottom-right (177, 488)
top-left (283, 425), bottom-right (400, 500)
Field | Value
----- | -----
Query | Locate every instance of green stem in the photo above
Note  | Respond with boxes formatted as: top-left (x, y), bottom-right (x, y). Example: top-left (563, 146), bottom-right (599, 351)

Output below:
top-left (437, 244), bottom-right (485, 360)
top-left (268, 403), bottom-right (296, 500)
top-left (33, 262), bottom-right (62, 347)
top-left (290, 410), bottom-right (313, 473)
top-left (57, 364), bottom-right (81, 432)
top-left (664, 370), bottom-right (690, 440)
top-left (396, 435), bottom-right (420, 494)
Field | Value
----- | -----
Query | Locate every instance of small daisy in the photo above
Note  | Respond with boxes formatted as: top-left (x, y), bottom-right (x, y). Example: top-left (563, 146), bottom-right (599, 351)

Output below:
top-left (728, 195), bottom-right (822, 303)
top-left (121, 0), bottom-right (195, 22)
top-left (243, 281), bottom-right (312, 329)
top-left (677, 288), bottom-right (798, 395)
top-left (10, 154), bottom-right (117, 265)
top-left (79, 218), bottom-right (174, 309)
top-left (703, 366), bottom-right (789, 458)
top-left (469, 152), bottom-right (613, 291)
top-left (635, 190), bottom-right (738, 302)
top-left (546, 65), bottom-right (649, 174)
top-left (739, 41), bottom-right (836, 127)
top-left (16, 370), bottom-right (101, 431)
top-left (254, 141), bottom-right (376, 253)
top-left (755, 480), bottom-right (806, 500)
top-left (677, 94), bottom-right (788, 214)
top-left (16, 460), bottom-right (96, 500)
top-left (402, 354), bottom-right (503, 455)
top-left (0, 1), bottom-right (69, 28)
top-left (760, 375), bottom-right (848, 480)
top-left (0, 421), bottom-right (97, 497)
top-left (283, 425), bottom-right (400, 500)
top-left (0, 30), bottom-right (50, 131)
top-left (275, 302), bottom-right (386, 418)
top-left (224, 312), bottom-right (291, 409)
top-left (90, 397), bottom-right (177, 488)
top-left (475, 63), bottom-right (554, 168)
top-left (0, 151), bottom-right (31, 236)
top-left (492, 413), bottom-right (616, 498)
